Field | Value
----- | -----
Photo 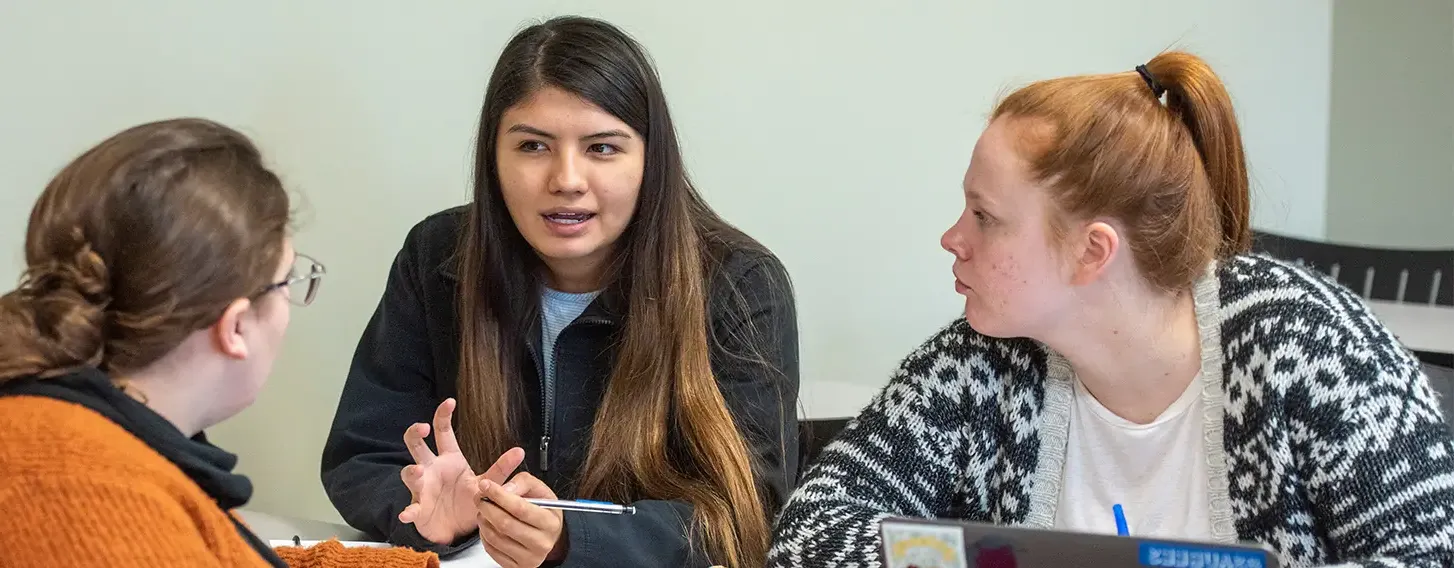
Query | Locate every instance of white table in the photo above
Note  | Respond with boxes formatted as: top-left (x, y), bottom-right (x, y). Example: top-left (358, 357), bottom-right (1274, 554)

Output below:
top-left (1367, 300), bottom-right (1454, 355)
top-left (236, 509), bottom-right (500, 567)
top-left (236, 508), bottom-right (366, 542)
top-left (799, 379), bottom-right (883, 420)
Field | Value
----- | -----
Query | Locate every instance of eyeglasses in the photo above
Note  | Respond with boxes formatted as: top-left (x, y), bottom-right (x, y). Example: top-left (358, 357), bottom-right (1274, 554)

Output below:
top-left (258, 252), bottom-right (326, 306)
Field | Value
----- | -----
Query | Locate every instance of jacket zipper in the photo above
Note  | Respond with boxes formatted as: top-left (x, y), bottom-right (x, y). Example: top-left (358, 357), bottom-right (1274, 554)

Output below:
top-left (534, 339), bottom-right (552, 473)
top-left (538, 315), bottom-right (611, 474)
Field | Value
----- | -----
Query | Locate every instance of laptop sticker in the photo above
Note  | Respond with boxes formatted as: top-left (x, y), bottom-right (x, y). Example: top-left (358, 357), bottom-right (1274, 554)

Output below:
top-left (882, 522), bottom-right (969, 568)
top-left (1139, 541), bottom-right (1268, 568)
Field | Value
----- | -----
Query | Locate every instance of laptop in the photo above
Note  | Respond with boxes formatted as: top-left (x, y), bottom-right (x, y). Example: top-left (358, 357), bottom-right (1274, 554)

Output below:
top-left (879, 517), bottom-right (1281, 568)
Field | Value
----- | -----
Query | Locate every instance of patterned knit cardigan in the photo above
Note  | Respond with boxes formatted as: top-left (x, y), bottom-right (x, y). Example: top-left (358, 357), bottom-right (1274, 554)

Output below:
top-left (767, 254), bottom-right (1454, 568)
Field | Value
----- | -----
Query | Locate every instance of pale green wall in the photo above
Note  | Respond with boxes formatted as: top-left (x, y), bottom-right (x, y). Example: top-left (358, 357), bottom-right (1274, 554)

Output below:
top-left (0, 0), bottom-right (1334, 523)
top-left (1326, 0), bottom-right (1454, 248)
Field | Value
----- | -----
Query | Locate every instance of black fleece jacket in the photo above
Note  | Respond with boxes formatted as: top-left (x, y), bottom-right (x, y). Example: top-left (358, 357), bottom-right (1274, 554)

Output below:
top-left (320, 206), bottom-right (800, 567)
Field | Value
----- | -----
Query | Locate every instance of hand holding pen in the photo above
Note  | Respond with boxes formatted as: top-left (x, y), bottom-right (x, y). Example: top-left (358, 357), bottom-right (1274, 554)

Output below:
top-left (476, 471), bottom-right (567, 568)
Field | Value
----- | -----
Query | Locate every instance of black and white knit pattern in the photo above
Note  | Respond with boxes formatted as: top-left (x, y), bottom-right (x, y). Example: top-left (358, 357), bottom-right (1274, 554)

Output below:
top-left (768, 254), bottom-right (1454, 568)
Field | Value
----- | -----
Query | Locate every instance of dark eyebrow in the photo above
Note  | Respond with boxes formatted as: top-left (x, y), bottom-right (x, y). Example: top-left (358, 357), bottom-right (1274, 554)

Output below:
top-left (505, 124), bottom-right (633, 142)
top-left (506, 124), bottom-right (554, 139)
top-left (582, 129), bottom-right (632, 141)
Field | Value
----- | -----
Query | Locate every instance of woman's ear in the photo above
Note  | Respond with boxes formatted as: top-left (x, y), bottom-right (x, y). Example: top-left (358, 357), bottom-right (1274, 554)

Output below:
top-left (211, 298), bottom-right (252, 360)
top-left (1069, 221), bottom-right (1120, 286)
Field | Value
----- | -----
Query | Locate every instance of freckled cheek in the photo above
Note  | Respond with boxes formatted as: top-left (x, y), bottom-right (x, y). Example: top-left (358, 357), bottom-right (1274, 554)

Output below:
top-left (988, 257), bottom-right (1022, 281)
top-left (984, 258), bottom-right (1026, 310)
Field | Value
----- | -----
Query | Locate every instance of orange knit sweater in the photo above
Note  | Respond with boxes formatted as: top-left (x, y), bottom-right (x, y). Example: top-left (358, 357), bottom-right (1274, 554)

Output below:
top-left (0, 395), bottom-right (438, 568)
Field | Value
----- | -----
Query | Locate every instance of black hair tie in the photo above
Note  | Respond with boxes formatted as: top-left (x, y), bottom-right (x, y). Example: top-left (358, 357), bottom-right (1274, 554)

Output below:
top-left (1135, 64), bottom-right (1165, 98)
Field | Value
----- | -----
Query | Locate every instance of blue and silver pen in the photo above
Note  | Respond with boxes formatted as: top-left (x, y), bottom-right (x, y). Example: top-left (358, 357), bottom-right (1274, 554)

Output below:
top-left (1112, 504), bottom-right (1130, 536)
top-left (482, 496), bottom-right (637, 515)
top-left (527, 498), bottom-right (636, 515)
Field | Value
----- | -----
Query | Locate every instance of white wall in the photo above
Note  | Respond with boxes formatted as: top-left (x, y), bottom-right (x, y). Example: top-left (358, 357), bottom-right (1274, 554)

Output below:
top-left (0, 0), bottom-right (1332, 523)
top-left (1325, 0), bottom-right (1454, 248)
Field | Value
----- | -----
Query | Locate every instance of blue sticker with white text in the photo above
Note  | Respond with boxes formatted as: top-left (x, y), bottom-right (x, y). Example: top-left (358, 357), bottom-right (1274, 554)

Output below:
top-left (1138, 541), bottom-right (1268, 568)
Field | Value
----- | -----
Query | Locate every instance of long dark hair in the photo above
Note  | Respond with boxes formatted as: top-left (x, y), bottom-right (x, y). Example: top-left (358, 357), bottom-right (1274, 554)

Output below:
top-left (454, 16), bottom-right (779, 566)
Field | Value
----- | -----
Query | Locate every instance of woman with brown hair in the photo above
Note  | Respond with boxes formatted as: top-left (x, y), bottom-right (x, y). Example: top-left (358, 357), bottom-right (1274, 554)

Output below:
top-left (321, 15), bottom-right (800, 568)
top-left (0, 118), bottom-right (333, 565)
top-left (768, 52), bottom-right (1454, 567)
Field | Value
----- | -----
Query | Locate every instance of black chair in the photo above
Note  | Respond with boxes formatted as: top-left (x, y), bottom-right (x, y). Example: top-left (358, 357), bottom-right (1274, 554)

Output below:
top-left (1417, 351), bottom-right (1454, 368)
top-left (1250, 231), bottom-right (1453, 306)
top-left (797, 417), bottom-right (850, 480)
top-left (1424, 363), bottom-right (1454, 431)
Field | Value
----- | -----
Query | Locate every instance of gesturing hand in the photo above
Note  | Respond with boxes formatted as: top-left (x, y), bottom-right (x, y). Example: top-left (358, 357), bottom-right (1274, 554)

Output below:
top-left (477, 472), bottom-right (567, 568)
top-left (397, 397), bottom-right (525, 545)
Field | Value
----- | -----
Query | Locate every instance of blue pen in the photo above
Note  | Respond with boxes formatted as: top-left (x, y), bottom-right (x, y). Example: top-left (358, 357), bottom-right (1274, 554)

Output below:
top-left (482, 495), bottom-right (637, 515)
top-left (1112, 504), bottom-right (1130, 536)
top-left (527, 498), bottom-right (637, 515)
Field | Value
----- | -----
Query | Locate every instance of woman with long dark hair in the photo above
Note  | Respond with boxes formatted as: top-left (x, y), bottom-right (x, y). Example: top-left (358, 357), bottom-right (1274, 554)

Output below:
top-left (322, 16), bottom-right (799, 568)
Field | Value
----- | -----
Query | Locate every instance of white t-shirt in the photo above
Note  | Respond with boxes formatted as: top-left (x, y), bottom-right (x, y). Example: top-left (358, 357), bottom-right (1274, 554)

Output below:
top-left (1053, 372), bottom-right (1212, 539)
